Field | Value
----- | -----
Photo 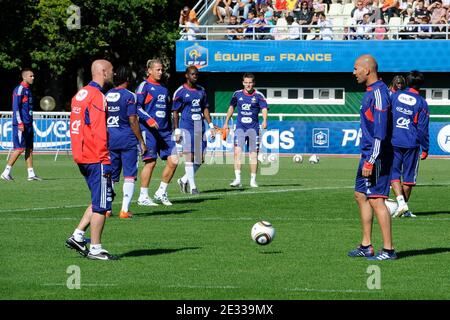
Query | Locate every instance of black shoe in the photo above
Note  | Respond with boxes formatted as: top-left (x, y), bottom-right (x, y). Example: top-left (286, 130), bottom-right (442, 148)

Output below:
top-left (65, 236), bottom-right (89, 257)
top-left (191, 188), bottom-right (200, 195)
top-left (87, 249), bottom-right (120, 261)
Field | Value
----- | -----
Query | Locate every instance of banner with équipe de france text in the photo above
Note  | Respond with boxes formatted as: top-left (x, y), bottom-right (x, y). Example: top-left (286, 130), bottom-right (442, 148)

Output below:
top-left (176, 40), bottom-right (450, 72)
top-left (1, 117), bottom-right (450, 156)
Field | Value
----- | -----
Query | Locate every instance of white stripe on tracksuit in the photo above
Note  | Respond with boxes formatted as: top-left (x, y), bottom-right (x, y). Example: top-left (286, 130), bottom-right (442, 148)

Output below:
top-left (100, 164), bottom-right (107, 209)
top-left (369, 89), bottom-right (383, 165)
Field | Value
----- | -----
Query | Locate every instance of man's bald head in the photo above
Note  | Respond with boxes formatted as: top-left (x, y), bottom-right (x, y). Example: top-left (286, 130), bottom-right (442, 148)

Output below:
top-left (353, 54), bottom-right (379, 86)
top-left (91, 59), bottom-right (114, 86)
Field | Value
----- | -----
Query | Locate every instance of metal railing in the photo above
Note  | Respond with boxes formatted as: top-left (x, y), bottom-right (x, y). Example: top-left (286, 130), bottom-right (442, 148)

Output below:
top-left (179, 23), bottom-right (450, 40)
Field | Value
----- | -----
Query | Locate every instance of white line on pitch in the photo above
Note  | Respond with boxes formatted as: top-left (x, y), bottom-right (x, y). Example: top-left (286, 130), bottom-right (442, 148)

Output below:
top-left (165, 285), bottom-right (238, 289)
top-left (286, 287), bottom-right (376, 293)
top-left (42, 283), bottom-right (117, 287)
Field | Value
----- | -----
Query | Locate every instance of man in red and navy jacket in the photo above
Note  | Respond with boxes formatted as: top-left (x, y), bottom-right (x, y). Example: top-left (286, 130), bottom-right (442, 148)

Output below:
top-left (1, 68), bottom-right (41, 181)
top-left (66, 59), bottom-right (119, 261)
top-left (390, 70), bottom-right (429, 218)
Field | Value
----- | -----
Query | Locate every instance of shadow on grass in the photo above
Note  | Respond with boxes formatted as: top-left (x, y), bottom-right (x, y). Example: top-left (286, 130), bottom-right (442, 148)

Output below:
top-left (119, 247), bottom-right (200, 258)
top-left (412, 211), bottom-right (450, 216)
top-left (172, 197), bottom-right (219, 204)
top-left (200, 188), bottom-right (245, 194)
top-left (136, 209), bottom-right (195, 217)
top-left (397, 247), bottom-right (450, 259)
top-left (259, 251), bottom-right (283, 255)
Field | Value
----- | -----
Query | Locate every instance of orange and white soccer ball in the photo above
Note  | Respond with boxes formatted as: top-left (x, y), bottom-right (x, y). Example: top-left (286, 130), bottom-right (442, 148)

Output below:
top-left (251, 221), bottom-right (276, 245)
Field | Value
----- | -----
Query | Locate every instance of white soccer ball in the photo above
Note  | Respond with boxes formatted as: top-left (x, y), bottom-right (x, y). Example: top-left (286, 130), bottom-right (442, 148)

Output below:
top-left (293, 154), bottom-right (303, 163)
top-left (257, 153), bottom-right (268, 163)
top-left (268, 154), bottom-right (278, 163)
top-left (251, 221), bottom-right (276, 245)
top-left (309, 154), bottom-right (320, 164)
top-left (385, 199), bottom-right (398, 217)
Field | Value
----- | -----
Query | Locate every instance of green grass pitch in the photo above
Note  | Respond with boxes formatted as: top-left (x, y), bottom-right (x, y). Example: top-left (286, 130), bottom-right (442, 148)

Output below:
top-left (0, 154), bottom-right (449, 300)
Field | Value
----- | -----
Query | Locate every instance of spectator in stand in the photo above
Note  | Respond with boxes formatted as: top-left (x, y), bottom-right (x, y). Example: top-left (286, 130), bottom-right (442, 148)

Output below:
top-left (356, 13), bottom-right (374, 39)
top-left (263, 10), bottom-right (276, 38)
top-left (243, 10), bottom-right (259, 37)
top-left (255, 0), bottom-right (270, 13)
top-left (226, 15), bottom-right (244, 39)
top-left (414, 0), bottom-right (430, 22)
top-left (317, 12), bottom-right (333, 39)
top-left (255, 11), bottom-right (272, 38)
top-left (399, 16), bottom-right (418, 39)
top-left (274, 0), bottom-right (288, 16)
top-left (295, 1), bottom-right (314, 39)
top-left (381, 0), bottom-right (400, 20)
top-left (233, 0), bottom-right (255, 20)
top-left (185, 15), bottom-right (201, 40)
top-left (286, 14), bottom-right (301, 39)
top-left (287, 0), bottom-right (299, 15)
top-left (352, 1), bottom-right (371, 24)
top-left (366, 0), bottom-right (383, 22)
top-left (429, 0), bottom-right (447, 24)
top-left (179, 6), bottom-right (197, 25)
top-left (374, 18), bottom-right (389, 39)
top-left (312, 0), bottom-right (326, 13)
top-left (307, 13), bottom-right (321, 39)
top-left (432, 17), bottom-right (448, 38)
top-left (214, 0), bottom-right (233, 23)
top-left (417, 15), bottom-right (432, 38)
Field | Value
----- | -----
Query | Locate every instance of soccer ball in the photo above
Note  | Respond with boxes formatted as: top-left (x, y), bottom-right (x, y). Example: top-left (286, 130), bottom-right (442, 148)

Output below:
top-left (385, 199), bottom-right (398, 217)
top-left (309, 154), bottom-right (320, 164)
top-left (268, 154), bottom-right (278, 163)
top-left (257, 153), bottom-right (268, 163)
top-left (251, 221), bottom-right (276, 245)
top-left (293, 154), bottom-right (303, 163)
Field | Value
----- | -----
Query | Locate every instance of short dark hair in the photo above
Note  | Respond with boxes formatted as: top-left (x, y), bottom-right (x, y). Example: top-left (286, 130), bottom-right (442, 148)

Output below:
top-left (21, 68), bottom-right (33, 77)
top-left (113, 65), bottom-right (132, 86)
top-left (185, 65), bottom-right (198, 74)
top-left (406, 70), bottom-right (424, 90)
top-left (243, 72), bottom-right (255, 81)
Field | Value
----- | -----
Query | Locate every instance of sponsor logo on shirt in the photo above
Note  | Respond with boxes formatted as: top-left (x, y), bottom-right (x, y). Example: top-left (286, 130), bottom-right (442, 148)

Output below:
top-left (396, 117), bottom-right (410, 129)
top-left (396, 106), bottom-right (413, 116)
top-left (106, 92), bottom-right (121, 102)
top-left (75, 89), bottom-right (88, 101)
top-left (398, 93), bottom-right (417, 106)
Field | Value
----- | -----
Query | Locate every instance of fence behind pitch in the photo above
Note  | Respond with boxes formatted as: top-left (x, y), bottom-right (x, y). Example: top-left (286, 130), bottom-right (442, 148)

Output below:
top-left (0, 112), bottom-right (71, 159)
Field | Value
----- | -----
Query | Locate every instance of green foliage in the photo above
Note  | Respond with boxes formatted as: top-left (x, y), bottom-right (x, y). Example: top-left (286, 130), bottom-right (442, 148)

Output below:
top-left (0, 0), bottom-right (180, 75)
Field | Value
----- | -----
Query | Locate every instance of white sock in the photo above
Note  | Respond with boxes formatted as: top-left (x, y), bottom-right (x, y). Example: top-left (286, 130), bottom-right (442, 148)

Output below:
top-left (234, 170), bottom-right (241, 182)
top-left (140, 187), bottom-right (149, 198)
top-left (251, 173), bottom-right (257, 182)
top-left (181, 175), bottom-right (188, 184)
top-left (27, 168), bottom-right (35, 177)
top-left (90, 244), bottom-right (103, 254)
top-left (396, 195), bottom-right (406, 207)
top-left (122, 181), bottom-right (135, 212)
top-left (3, 165), bottom-right (11, 175)
top-left (185, 162), bottom-right (196, 190)
top-left (73, 228), bottom-right (85, 242)
top-left (156, 182), bottom-right (168, 195)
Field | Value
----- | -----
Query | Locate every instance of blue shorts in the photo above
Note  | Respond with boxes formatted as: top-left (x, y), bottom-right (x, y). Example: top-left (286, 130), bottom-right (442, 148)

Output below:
top-left (391, 146), bottom-right (420, 185)
top-left (78, 163), bottom-right (113, 214)
top-left (234, 127), bottom-right (260, 153)
top-left (109, 147), bottom-right (139, 183)
top-left (355, 155), bottom-right (393, 198)
top-left (142, 129), bottom-right (176, 161)
top-left (180, 128), bottom-right (207, 155)
top-left (13, 124), bottom-right (33, 150)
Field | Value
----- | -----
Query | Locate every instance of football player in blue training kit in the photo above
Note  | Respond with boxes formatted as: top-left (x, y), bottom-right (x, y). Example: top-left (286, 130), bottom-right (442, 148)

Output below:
top-left (172, 66), bottom-right (215, 195)
top-left (106, 65), bottom-right (147, 219)
top-left (390, 70), bottom-right (429, 218)
top-left (223, 73), bottom-right (268, 188)
top-left (136, 59), bottom-right (179, 206)
top-left (349, 54), bottom-right (397, 261)
top-left (1, 68), bottom-right (41, 181)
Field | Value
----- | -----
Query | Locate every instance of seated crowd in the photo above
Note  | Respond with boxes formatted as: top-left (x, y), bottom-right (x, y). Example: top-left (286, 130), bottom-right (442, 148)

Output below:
top-left (183, 0), bottom-right (450, 40)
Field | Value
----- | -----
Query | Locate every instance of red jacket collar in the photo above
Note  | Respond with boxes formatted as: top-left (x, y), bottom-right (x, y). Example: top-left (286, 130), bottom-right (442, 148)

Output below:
top-left (408, 88), bottom-right (419, 94)
top-left (20, 81), bottom-right (30, 89)
top-left (147, 77), bottom-right (160, 85)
